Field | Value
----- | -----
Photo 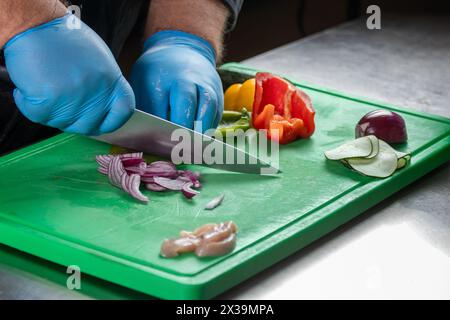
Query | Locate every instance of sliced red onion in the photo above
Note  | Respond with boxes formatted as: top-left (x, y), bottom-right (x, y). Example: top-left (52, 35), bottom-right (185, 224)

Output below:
top-left (122, 158), bottom-right (144, 167)
top-left (128, 174), bottom-right (148, 203)
top-left (98, 153), bottom-right (201, 203)
top-left (120, 172), bottom-right (131, 193)
top-left (141, 170), bottom-right (178, 179)
top-left (182, 183), bottom-right (199, 199)
top-left (96, 153), bottom-right (143, 166)
top-left (120, 172), bottom-right (148, 203)
top-left (140, 176), bottom-right (155, 183)
top-left (97, 166), bottom-right (108, 175)
top-left (118, 152), bottom-right (143, 159)
top-left (95, 155), bottom-right (111, 167)
top-left (178, 170), bottom-right (201, 188)
top-left (153, 177), bottom-right (187, 190)
top-left (97, 154), bottom-right (142, 176)
top-left (144, 161), bottom-right (178, 178)
top-left (125, 162), bottom-right (148, 175)
top-left (108, 156), bottom-right (125, 187)
top-left (150, 161), bottom-right (176, 171)
top-left (145, 183), bottom-right (167, 192)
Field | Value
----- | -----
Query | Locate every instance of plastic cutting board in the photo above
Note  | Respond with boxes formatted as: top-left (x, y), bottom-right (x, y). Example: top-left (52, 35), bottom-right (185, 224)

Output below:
top-left (0, 63), bottom-right (449, 299)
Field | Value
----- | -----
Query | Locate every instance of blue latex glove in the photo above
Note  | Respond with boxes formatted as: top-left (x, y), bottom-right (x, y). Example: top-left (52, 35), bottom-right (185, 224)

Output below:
top-left (130, 30), bottom-right (223, 133)
top-left (3, 15), bottom-right (135, 136)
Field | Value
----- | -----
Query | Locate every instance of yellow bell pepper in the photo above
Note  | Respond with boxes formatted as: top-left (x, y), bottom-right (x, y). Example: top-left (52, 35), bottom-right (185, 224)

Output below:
top-left (224, 78), bottom-right (255, 112)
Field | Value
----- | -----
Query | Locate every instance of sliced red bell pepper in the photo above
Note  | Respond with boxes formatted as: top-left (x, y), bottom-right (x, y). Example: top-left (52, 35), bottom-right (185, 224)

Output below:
top-left (252, 72), bottom-right (315, 144)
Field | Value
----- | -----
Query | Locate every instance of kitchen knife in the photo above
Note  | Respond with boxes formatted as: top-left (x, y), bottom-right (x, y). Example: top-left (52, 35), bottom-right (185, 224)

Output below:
top-left (92, 110), bottom-right (279, 174)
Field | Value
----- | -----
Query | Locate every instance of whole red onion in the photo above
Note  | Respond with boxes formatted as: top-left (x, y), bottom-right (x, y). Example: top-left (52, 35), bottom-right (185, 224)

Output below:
top-left (355, 110), bottom-right (407, 144)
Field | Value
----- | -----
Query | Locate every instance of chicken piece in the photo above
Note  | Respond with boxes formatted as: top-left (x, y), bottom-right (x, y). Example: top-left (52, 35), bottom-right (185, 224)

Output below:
top-left (196, 233), bottom-right (237, 257)
top-left (160, 236), bottom-right (200, 258)
top-left (160, 221), bottom-right (238, 258)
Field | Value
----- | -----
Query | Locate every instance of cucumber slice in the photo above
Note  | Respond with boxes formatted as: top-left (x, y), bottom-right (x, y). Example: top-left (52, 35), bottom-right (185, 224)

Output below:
top-left (324, 136), bottom-right (374, 160)
top-left (346, 140), bottom-right (398, 178)
top-left (327, 137), bottom-right (411, 178)
top-left (366, 135), bottom-right (380, 159)
top-left (397, 157), bottom-right (408, 169)
top-left (385, 142), bottom-right (411, 169)
top-left (392, 148), bottom-right (411, 161)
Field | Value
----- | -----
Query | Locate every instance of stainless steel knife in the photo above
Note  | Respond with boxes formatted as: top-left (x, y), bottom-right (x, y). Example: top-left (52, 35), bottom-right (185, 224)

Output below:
top-left (92, 110), bottom-right (279, 174)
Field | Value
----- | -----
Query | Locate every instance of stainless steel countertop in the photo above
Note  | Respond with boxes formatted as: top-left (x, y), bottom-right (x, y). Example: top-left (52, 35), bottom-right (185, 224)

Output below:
top-left (1, 14), bottom-right (449, 300)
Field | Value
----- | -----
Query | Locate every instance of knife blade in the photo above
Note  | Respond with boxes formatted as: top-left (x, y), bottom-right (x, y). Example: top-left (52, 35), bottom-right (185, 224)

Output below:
top-left (92, 110), bottom-right (279, 174)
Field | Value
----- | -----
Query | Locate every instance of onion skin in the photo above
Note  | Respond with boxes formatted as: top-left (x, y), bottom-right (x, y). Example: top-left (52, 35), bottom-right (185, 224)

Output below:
top-left (355, 110), bottom-right (407, 144)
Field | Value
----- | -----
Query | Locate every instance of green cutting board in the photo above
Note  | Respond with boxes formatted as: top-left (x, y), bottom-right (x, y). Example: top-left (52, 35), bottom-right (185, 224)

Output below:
top-left (0, 63), bottom-right (449, 299)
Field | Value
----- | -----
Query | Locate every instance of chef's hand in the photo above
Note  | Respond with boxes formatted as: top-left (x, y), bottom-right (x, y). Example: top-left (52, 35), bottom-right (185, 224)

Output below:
top-left (3, 14), bottom-right (135, 136)
top-left (130, 30), bottom-right (223, 133)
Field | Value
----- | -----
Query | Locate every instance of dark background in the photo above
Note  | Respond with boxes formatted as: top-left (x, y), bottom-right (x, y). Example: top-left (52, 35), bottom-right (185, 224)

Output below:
top-left (116, 0), bottom-right (450, 73)
top-left (224, 0), bottom-right (450, 62)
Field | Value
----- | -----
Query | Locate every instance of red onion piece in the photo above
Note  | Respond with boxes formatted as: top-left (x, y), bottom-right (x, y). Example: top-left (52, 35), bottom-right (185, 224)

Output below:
top-left (182, 183), bottom-right (199, 199)
top-left (178, 170), bottom-right (201, 188)
top-left (140, 176), bottom-right (155, 183)
top-left (153, 177), bottom-right (187, 190)
top-left (150, 161), bottom-right (177, 171)
top-left (122, 158), bottom-right (144, 167)
top-left (128, 174), bottom-right (148, 203)
top-left (145, 183), bottom-right (167, 192)
top-left (96, 153), bottom-right (143, 166)
top-left (118, 152), bottom-right (143, 159)
top-left (95, 155), bottom-right (111, 167)
top-left (108, 156), bottom-right (125, 187)
top-left (355, 110), bottom-right (407, 144)
top-left (97, 166), bottom-right (108, 175)
top-left (144, 161), bottom-right (178, 178)
top-left (120, 172), bottom-right (131, 193)
top-left (125, 162), bottom-right (148, 175)
top-left (141, 171), bottom-right (178, 179)
top-left (120, 172), bottom-right (148, 203)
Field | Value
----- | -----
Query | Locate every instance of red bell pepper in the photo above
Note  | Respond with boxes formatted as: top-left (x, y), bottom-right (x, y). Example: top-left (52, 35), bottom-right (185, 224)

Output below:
top-left (252, 72), bottom-right (315, 144)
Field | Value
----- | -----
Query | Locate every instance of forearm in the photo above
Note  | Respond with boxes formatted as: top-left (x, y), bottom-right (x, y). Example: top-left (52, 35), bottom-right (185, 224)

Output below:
top-left (145, 0), bottom-right (229, 62)
top-left (0, 0), bottom-right (66, 48)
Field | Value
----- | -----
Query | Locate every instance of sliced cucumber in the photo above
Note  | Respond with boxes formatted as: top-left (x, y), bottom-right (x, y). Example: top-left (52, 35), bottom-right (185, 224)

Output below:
top-left (397, 157), bottom-right (408, 169)
top-left (347, 143), bottom-right (398, 178)
top-left (324, 136), bottom-right (374, 160)
top-left (366, 135), bottom-right (380, 159)
top-left (379, 140), bottom-right (411, 170)
top-left (326, 136), bottom-right (411, 178)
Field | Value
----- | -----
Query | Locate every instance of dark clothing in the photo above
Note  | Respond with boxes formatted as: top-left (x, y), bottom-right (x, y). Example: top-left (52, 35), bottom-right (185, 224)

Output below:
top-left (0, 0), bottom-right (243, 155)
top-left (66, 0), bottom-right (243, 57)
top-left (67, 0), bottom-right (150, 58)
top-left (0, 74), bottom-right (59, 154)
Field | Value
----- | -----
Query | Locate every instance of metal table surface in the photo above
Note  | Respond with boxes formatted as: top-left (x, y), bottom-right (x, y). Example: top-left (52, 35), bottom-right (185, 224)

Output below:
top-left (1, 14), bottom-right (449, 300)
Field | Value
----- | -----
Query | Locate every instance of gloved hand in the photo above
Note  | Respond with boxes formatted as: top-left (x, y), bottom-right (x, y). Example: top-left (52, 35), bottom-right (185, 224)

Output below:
top-left (130, 30), bottom-right (223, 133)
top-left (3, 14), bottom-right (135, 136)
